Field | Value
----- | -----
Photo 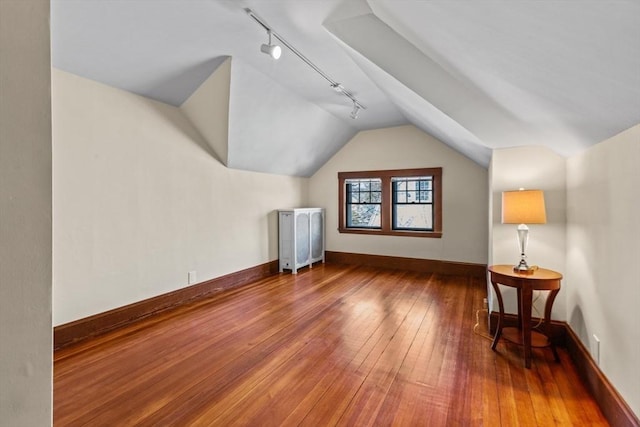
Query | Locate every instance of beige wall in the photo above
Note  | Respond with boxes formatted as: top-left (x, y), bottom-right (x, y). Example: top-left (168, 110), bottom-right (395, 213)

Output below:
top-left (52, 69), bottom-right (307, 326)
top-left (488, 146), bottom-right (567, 318)
top-left (180, 57), bottom-right (230, 165)
top-left (0, 0), bottom-right (53, 425)
top-left (308, 125), bottom-right (488, 264)
top-left (566, 124), bottom-right (640, 415)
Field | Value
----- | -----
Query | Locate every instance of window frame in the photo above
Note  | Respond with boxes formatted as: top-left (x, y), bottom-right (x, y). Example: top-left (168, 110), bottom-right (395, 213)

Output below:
top-left (338, 167), bottom-right (442, 238)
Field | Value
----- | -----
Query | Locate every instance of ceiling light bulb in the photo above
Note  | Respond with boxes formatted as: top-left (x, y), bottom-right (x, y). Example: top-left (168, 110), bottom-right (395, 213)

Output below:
top-left (271, 44), bottom-right (281, 59)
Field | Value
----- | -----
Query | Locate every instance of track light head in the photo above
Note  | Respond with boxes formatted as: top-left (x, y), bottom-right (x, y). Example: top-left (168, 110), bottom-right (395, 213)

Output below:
top-left (260, 43), bottom-right (281, 59)
top-left (350, 102), bottom-right (361, 120)
top-left (260, 30), bottom-right (281, 59)
top-left (331, 83), bottom-right (344, 93)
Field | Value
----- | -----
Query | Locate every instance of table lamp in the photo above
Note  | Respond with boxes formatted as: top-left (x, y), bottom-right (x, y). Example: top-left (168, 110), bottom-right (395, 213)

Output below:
top-left (502, 189), bottom-right (546, 272)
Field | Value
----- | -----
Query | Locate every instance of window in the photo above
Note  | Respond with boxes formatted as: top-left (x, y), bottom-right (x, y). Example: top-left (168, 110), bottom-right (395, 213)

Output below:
top-left (338, 168), bottom-right (442, 238)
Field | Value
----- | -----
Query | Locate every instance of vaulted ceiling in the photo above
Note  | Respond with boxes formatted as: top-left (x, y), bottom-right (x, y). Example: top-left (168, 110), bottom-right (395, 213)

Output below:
top-left (51, 0), bottom-right (640, 176)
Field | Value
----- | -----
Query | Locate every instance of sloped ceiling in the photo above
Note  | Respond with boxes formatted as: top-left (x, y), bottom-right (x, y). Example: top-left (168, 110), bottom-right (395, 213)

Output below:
top-left (51, 0), bottom-right (640, 175)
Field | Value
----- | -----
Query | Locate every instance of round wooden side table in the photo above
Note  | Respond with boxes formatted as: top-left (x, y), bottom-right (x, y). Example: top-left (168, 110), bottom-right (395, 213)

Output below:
top-left (488, 265), bottom-right (562, 368)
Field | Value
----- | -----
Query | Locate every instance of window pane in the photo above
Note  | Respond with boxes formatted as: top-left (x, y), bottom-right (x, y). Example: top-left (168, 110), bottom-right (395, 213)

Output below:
top-left (419, 191), bottom-right (431, 202)
top-left (394, 204), bottom-right (433, 230)
top-left (348, 204), bottom-right (381, 228)
top-left (392, 177), bottom-right (433, 206)
top-left (345, 178), bottom-right (382, 229)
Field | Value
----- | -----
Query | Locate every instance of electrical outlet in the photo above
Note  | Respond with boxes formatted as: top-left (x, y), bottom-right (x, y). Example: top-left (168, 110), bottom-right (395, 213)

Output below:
top-left (483, 298), bottom-right (488, 310)
top-left (188, 270), bottom-right (197, 285)
top-left (592, 334), bottom-right (600, 365)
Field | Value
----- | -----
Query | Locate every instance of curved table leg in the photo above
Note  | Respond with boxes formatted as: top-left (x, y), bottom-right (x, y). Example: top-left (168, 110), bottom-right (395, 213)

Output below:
top-left (490, 280), bottom-right (504, 351)
top-left (544, 289), bottom-right (561, 362)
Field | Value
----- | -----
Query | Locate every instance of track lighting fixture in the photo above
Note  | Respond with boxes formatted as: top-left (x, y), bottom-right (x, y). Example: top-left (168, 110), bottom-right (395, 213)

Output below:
top-left (245, 8), bottom-right (366, 118)
top-left (260, 30), bottom-right (281, 60)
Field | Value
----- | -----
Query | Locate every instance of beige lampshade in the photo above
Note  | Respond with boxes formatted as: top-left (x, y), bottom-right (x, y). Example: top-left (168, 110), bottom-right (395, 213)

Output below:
top-left (502, 189), bottom-right (547, 224)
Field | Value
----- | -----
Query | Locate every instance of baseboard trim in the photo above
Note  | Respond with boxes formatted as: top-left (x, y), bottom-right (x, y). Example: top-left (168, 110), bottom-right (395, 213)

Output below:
top-left (489, 312), bottom-right (639, 426)
top-left (564, 325), bottom-right (640, 427)
top-left (54, 260), bottom-right (279, 350)
top-left (325, 251), bottom-right (486, 278)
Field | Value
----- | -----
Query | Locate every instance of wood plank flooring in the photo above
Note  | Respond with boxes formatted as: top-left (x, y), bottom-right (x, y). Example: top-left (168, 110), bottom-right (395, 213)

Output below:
top-left (54, 264), bottom-right (608, 426)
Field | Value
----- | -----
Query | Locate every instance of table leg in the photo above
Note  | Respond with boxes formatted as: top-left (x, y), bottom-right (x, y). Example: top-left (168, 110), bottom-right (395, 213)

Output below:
top-left (521, 285), bottom-right (533, 368)
top-left (545, 288), bottom-right (560, 362)
top-left (516, 287), bottom-right (522, 329)
top-left (490, 280), bottom-right (504, 351)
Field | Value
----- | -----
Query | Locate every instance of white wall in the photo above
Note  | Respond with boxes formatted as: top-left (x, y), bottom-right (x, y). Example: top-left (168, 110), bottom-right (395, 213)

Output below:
top-left (52, 69), bottom-right (307, 326)
top-left (0, 0), bottom-right (53, 425)
top-left (566, 124), bottom-right (640, 416)
top-left (488, 146), bottom-right (567, 318)
top-left (308, 125), bottom-right (488, 264)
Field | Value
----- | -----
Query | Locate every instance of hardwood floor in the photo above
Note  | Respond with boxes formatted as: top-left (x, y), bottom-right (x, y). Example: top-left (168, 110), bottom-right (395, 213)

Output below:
top-left (54, 264), bottom-right (608, 426)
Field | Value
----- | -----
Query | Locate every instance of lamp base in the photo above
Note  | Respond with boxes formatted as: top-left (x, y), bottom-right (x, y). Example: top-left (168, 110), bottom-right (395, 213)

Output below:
top-left (513, 225), bottom-right (538, 274)
top-left (513, 264), bottom-right (538, 274)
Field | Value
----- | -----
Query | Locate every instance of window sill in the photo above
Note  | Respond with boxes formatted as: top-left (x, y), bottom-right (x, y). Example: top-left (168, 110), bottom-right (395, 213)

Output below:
top-left (338, 228), bottom-right (442, 239)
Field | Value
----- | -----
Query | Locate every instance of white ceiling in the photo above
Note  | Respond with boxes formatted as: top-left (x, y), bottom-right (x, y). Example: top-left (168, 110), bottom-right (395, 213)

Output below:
top-left (51, 0), bottom-right (640, 175)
